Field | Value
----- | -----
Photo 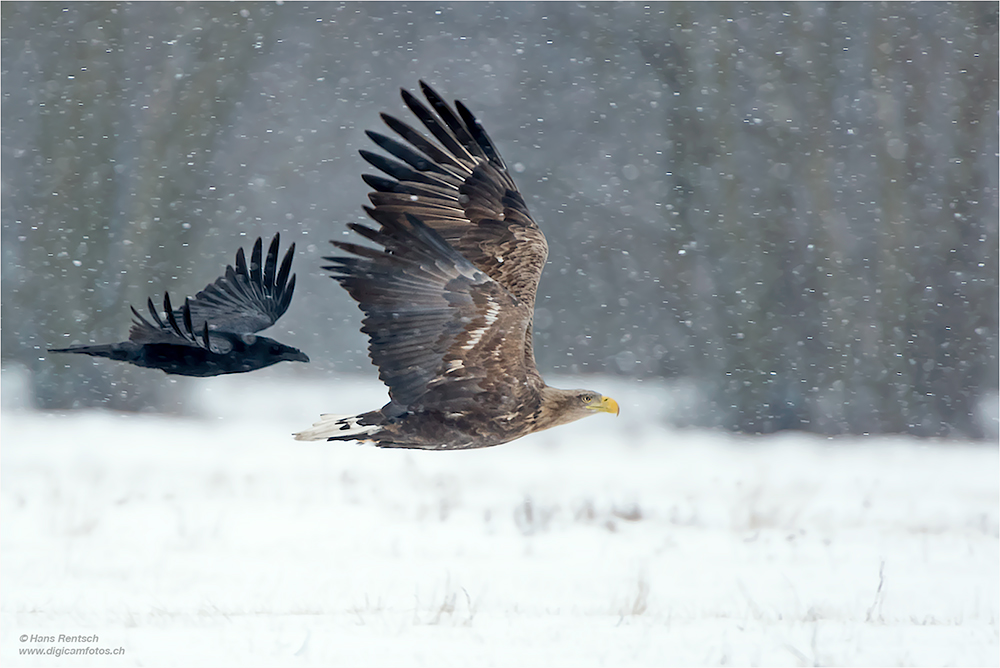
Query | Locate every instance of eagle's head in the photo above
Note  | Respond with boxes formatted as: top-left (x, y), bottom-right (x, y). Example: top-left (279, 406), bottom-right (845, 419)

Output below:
top-left (576, 390), bottom-right (620, 416)
top-left (538, 386), bottom-right (620, 431)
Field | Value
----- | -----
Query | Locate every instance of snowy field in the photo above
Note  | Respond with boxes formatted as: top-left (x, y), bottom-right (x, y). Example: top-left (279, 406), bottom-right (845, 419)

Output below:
top-left (2, 371), bottom-right (997, 667)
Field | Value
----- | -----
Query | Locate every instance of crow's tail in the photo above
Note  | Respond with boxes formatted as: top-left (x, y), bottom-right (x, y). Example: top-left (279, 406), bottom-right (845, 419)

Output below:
top-left (48, 343), bottom-right (134, 362)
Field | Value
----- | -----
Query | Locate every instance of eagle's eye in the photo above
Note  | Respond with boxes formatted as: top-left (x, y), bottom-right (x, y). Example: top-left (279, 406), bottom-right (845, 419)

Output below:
top-left (580, 393), bottom-right (595, 404)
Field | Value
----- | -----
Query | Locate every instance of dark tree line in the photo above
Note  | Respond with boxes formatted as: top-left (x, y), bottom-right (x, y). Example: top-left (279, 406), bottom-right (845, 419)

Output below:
top-left (2, 2), bottom-right (996, 437)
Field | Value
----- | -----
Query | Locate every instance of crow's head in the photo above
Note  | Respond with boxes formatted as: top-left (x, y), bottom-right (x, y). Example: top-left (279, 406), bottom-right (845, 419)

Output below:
top-left (239, 334), bottom-right (310, 370)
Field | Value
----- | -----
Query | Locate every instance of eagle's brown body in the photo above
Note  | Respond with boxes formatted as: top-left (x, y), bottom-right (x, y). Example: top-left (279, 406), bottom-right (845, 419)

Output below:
top-left (295, 82), bottom-right (618, 449)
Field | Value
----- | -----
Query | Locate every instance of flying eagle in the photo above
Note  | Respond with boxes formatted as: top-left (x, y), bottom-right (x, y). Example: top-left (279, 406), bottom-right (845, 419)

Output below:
top-left (295, 82), bottom-right (618, 450)
top-left (50, 235), bottom-right (309, 376)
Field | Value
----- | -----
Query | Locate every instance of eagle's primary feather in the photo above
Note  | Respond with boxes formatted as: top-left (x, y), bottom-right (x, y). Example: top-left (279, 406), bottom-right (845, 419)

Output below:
top-left (296, 82), bottom-right (617, 449)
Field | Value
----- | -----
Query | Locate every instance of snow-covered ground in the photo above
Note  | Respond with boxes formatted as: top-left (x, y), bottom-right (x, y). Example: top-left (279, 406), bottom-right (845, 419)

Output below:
top-left (2, 371), bottom-right (997, 667)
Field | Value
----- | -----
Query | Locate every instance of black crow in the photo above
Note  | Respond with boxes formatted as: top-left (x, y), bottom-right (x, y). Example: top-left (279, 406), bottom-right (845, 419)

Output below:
top-left (50, 235), bottom-right (309, 377)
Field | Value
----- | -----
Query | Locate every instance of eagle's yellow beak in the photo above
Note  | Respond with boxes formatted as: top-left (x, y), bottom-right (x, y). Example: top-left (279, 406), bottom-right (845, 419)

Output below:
top-left (589, 395), bottom-right (620, 416)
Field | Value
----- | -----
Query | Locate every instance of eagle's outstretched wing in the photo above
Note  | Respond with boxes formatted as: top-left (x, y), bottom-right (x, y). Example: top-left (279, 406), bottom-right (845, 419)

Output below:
top-left (361, 81), bottom-right (548, 312)
top-left (181, 234), bottom-right (297, 335)
top-left (325, 213), bottom-right (533, 411)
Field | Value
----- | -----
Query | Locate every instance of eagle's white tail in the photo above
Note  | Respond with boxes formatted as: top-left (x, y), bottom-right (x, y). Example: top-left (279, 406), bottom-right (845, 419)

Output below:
top-left (293, 413), bottom-right (380, 442)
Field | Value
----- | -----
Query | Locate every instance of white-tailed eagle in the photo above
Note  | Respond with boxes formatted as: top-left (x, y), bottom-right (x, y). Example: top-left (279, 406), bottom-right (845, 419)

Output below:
top-left (295, 82), bottom-right (617, 449)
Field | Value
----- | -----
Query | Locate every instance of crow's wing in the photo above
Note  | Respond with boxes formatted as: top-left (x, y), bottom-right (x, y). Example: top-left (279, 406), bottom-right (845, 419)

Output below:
top-left (180, 234), bottom-right (296, 335)
top-left (130, 293), bottom-right (233, 354)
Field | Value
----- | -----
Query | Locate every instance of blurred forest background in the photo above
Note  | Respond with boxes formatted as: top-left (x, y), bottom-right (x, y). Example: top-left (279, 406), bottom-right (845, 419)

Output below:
top-left (2, 2), bottom-right (997, 437)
